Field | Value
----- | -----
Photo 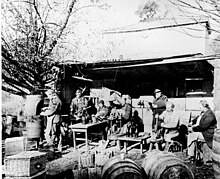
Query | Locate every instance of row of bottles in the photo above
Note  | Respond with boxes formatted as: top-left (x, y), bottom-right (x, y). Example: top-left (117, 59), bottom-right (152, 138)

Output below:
top-left (126, 122), bottom-right (139, 138)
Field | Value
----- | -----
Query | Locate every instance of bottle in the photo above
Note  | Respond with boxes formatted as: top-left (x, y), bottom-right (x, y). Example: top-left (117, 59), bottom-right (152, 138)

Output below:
top-left (126, 125), bottom-right (130, 137)
top-left (82, 116), bottom-right (86, 124)
top-left (135, 124), bottom-right (139, 138)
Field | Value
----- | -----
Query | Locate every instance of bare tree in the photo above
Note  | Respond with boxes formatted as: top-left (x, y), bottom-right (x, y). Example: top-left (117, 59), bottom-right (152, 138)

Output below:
top-left (1, 0), bottom-right (79, 95)
top-left (2, 0), bottom-right (109, 95)
top-left (168, 0), bottom-right (220, 52)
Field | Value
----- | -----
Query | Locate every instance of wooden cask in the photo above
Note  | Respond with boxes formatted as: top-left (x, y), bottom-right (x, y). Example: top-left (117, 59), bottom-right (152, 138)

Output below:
top-left (101, 156), bottom-right (144, 179)
top-left (212, 129), bottom-right (220, 179)
top-left (142, 150), bottom-right (194, 179)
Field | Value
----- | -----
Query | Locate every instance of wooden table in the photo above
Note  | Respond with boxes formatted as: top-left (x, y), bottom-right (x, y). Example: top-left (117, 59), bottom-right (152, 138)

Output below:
top-left (69, 121), bottom-right (107, 150)
top-left (117, 133), bottom-right (151, 154)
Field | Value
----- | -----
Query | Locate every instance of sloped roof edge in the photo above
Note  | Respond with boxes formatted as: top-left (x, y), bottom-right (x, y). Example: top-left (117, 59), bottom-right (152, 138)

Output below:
top-left (86, 53), bottom-right (219, 71)
top-left (103, 19), bottom-right (210, 34)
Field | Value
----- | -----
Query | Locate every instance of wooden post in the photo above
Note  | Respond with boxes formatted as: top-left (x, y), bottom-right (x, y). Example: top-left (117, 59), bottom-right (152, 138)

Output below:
top-left (214, 59), bottom-right (220, 128)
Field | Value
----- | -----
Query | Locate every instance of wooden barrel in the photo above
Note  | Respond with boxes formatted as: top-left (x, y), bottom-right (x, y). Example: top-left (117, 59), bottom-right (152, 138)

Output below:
top-left (212, 129), bottom-right (220, 179)
top-left (24, 95), bottom-right (42, 117)
top-left (142, 150), bottom-right (194, 179)
top-left (101, 156), bottom-right (143, 179)
top-left (26, 118), bottom-right (42, 138)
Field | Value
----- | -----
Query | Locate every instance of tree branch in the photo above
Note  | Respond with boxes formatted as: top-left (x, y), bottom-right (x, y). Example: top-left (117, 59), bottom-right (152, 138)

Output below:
top-left (43, 0), bottom-right (76, 57)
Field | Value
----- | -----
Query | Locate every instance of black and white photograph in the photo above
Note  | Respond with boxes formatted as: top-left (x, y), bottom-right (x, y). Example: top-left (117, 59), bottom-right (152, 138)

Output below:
top-left (1, 0), bottom-right (220, 178)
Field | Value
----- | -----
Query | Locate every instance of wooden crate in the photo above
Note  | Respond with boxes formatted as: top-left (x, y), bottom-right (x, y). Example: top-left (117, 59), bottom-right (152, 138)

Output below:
top-left (79, 152), bottom-right (95, 168)
top-left (95, 151), bottom-right (113, 167)
top-left (4, 170), bottom-right (46, 179)
top-left (4, 151), bottom-right (47, 177)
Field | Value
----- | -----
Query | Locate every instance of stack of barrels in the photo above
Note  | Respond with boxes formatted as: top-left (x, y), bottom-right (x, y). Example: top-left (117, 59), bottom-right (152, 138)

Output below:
top-left (101, 150), bottom-right (194, 179)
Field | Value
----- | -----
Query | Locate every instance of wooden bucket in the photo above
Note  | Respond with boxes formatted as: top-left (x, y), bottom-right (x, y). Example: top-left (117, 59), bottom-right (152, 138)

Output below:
top-left (142, 150), bottom-right (194, 179)
top-left (101, 156), bottom-right (143, 179)
top-left (212, 129), bottom-right (220, 179)
top-left (26, 118), bottom-right (42, 138)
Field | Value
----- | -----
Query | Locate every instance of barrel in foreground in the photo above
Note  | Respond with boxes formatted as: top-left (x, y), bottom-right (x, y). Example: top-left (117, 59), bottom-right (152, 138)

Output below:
top-left (142, 150), bottom-right (194, 179)
top-left (102, 155), bottom-right (144, 179)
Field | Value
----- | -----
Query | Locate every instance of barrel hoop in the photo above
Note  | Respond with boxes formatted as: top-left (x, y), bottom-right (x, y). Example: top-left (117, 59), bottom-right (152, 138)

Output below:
top-left (142, 151), bottom-right (174, 170)
top-left (160, 164), bottom-right (193, 179)
top-left (151, 158), bottom-right (186, 179)
top-left (102, 156), bottom-right (122, 173)
top-left (149, 156), bottom-right (177, 178)
top-left (102, 161), bottom-right (141, 179)
top-left (110, 167), bottom-right (142, 179)
top-left (160, 165), bottom-right (194, 179)
top-left (143, 153), bottom-right (179, 173)
top-left (142, 152), bottom-right (186, 179)
top-left (143, 152), bottom-right (182, 177)
top-left (102, 156), bottom-right (140, 172)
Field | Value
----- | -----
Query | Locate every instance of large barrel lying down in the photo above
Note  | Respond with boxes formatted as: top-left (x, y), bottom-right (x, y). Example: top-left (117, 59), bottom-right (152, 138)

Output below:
top-left (212, 129), bottom-right (220, 179)
top-left (102, 156), bottom-right (144, 179)
top-left (142, 150), bottom-right (194, 179)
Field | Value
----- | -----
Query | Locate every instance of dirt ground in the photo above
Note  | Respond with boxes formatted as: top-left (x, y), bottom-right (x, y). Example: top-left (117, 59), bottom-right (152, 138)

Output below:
top-left (45, 146), bottom-right (215, 179)
top-left (2, 143), bottom-right (215, 179)
top-left (126, 149), bottom-right (215, 179)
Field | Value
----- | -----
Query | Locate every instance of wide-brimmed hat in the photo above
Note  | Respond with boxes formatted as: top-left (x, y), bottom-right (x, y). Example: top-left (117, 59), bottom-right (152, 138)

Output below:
top-left (154, 89), bottom-right (161, 94)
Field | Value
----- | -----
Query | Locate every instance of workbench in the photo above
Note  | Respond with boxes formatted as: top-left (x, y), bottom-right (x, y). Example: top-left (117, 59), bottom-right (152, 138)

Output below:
top-left (117, 132), bottom-right (151, 154)
top-left (69, 121), bottom-right (107, 150)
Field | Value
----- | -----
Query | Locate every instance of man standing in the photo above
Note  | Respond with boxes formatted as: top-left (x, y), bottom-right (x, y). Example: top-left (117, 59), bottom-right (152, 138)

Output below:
top-left (70, 89), bottom-right (86, 123)
top-left (121, 96), bottom-right (132, 124)
top-left (42, 91), bottom-right (62, 148)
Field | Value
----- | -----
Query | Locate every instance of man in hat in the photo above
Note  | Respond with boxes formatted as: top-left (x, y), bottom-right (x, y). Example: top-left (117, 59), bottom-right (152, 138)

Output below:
top-left (70, 89), bottom-right (86, 123)
top-left (150, 89), bottom-right (168, 133)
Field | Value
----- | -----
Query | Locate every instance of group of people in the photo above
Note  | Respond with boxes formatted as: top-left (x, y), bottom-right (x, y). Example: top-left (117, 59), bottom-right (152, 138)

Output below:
top-left (149, 89), bottom-right (217, 160)
top-left (69, 88), bottom-right (143, 137)
top-left (41, 88), bottom-right (143, 149)
top-left (41, 87), bottom-right (217, 161)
